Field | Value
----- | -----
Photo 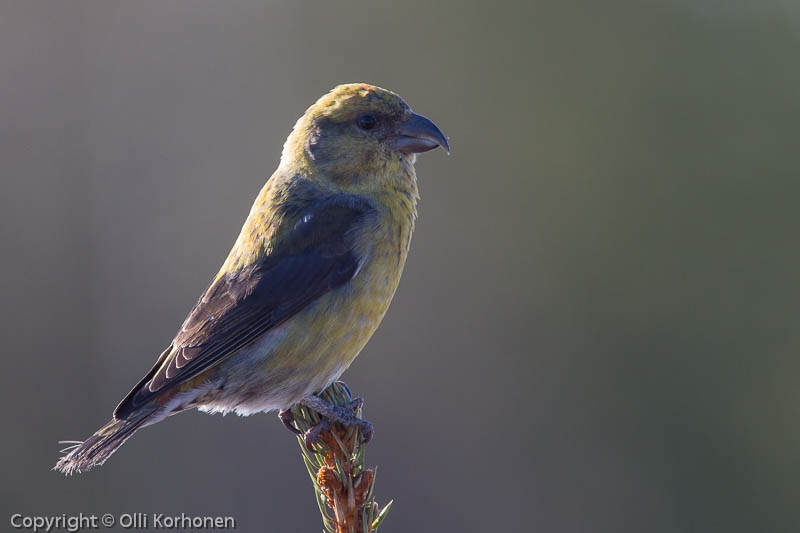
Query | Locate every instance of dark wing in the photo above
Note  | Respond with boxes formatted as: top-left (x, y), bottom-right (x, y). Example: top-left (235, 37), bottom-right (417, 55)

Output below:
top-left (114, 195), bottom-right (373, 419)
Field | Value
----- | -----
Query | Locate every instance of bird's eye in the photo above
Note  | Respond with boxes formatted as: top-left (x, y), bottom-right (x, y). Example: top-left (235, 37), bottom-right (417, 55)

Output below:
top-left (357, 115), bottom-right (377, 130)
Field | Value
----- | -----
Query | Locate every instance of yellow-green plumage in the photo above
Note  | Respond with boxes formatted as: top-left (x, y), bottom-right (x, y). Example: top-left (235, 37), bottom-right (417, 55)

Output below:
top-left (55, 83), bottom-right (447, 474)
top-left (197, 154), bottom-right (418, 413)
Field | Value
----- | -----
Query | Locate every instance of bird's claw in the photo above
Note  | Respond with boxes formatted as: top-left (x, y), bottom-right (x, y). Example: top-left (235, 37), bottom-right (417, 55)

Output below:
top-left (342, 398), bottom-right (372, 443)
top-left (302, 418), bottom-right (332, 451)
top-left (345, 396), bottom-right (364, 412)
top-left (352, 417), bottom-right (374, 444)
top-left (278, 409), bottom-right (301, 435)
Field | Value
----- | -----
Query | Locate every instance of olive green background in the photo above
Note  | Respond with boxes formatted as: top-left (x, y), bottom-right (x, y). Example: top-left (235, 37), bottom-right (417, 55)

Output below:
top-left (2, 1), bottom-right (799, 531)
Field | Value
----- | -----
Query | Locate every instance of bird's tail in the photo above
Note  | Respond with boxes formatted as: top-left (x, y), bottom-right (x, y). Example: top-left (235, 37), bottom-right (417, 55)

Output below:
top-left (54, 406), bottom-right (156, 475)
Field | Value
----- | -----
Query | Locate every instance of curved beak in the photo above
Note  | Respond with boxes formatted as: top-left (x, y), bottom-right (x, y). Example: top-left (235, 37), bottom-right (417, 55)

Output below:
top-left (393, 112), bottom-right (450, 155)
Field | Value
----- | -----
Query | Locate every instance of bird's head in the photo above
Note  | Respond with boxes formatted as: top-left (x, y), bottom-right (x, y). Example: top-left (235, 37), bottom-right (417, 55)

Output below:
top-left (282, 83), bottom-right (448, 193)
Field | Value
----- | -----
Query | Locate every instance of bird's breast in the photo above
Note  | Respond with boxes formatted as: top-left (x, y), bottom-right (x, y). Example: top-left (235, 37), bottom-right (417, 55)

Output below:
top-left (200, 207), bottom-right (414, 414)
top-left (272, 206), bottom-right (413, 391)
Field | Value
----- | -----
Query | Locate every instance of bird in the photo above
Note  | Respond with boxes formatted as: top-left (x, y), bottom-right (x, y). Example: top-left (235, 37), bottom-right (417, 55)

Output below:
top-left (54, 83), bottom-right (448, 474)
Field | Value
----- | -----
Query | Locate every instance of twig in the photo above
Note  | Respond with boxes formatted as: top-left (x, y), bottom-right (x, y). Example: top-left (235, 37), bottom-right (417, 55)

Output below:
top-left (289, 382), bottom-right (392, 533)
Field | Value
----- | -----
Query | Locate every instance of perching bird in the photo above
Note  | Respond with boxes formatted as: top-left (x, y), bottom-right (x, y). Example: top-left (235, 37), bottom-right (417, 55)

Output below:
top-left (55, 83), bottom-right (448, 474)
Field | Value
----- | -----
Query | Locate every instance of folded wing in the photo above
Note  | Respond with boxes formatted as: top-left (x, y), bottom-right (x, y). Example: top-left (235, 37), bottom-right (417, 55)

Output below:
top-left (114, 194), bottom-right (373, 419)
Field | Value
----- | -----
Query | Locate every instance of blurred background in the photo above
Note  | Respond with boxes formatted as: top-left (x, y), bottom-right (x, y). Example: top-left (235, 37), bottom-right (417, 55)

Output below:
top-left (2, 1), bottom-right (799, 531)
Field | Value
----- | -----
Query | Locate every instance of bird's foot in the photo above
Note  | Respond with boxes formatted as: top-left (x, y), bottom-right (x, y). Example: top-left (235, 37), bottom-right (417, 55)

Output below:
top-left (299, 394), bottom-right (374, 450)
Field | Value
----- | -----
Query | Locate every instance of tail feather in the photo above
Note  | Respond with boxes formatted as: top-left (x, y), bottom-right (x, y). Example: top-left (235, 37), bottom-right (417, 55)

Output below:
top-left (54, 408), bottom-right (155, 475)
